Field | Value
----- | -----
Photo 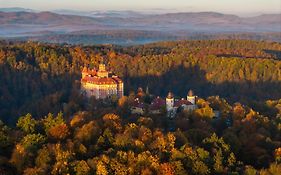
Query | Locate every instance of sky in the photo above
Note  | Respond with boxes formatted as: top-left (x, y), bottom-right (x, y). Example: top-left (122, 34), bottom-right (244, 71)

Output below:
top-left (0, 0), bottom-right (280, 15)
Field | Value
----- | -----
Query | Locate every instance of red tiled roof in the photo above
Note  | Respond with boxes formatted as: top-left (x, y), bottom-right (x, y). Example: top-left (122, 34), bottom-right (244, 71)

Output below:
top-left (150, 97), bottom-right (165, 110)
top-left (82, 64), bottom-right (123, 85)
top-left (81, 76), bottom-right (121, 85)
top-left (174, 99), bottom-right (193, 107)
top-left (88, 69), bottom-right (97, 76)
top-left (82, 67), bottom-right (97, 76)
top-left (132, 99), bottom-right (145, 108)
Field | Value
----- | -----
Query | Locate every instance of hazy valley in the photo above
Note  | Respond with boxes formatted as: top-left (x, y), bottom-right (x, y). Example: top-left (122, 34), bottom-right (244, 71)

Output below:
top-left (0, 9), bottom-right (280, 45)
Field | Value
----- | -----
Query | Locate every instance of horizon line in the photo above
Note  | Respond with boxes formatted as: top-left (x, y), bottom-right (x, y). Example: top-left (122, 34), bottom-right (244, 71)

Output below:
top-left (0, 7), bottom-right (280, 17)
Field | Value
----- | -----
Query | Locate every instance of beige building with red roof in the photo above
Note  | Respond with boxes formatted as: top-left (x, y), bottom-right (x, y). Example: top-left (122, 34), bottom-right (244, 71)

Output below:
top-left (81, 63), bottom-right (123, 99)
top-left (130, 90), bottom-right (197, 117)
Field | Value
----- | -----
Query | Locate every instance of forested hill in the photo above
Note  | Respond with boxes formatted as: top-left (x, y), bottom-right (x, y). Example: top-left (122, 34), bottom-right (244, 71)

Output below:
top-left (0, 39), bottom-right (281, 174)
top-left (0, 39), bottom-right (281, 123)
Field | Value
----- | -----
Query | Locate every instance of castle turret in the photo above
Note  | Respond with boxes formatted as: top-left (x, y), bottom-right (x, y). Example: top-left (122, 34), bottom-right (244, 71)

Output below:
top-left (97, 63), bottom-right (109, 78)
top-left (166, 92), bottom-right (174, 111)
top-left (99, 63), bottom-right (106, 71)
top-left (187, 90), bottom-right (196, 105)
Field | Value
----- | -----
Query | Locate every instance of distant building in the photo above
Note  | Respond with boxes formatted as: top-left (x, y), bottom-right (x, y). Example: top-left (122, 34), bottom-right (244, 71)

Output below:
top-left (130, 89), bottom-right (197, 117)
top-left (149, 96), bottom-right (166, 114)
top-left (164, 90), bottom-right (197, 118)
top-left (187, 90), bottom-right (196, 105)
top-left (81, 63), bottom-right (124, 99)
top-left (166, 92), bottom-right (175, 112)
top-left (130, 98), bottom-right (145, 115)
top-left (184, 90), bottom-right (197, 111)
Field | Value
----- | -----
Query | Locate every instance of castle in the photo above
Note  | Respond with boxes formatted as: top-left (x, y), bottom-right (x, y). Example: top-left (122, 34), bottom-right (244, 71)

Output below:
top-left (131, 90), bottom-right (197, 117)
top-left (81, 63), bottom-right (124, 99)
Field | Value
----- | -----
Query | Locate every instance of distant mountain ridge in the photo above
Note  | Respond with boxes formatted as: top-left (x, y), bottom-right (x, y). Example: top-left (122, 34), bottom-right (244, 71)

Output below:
top-left (0, 7), bottom-right (34, 12)
top-left (0, 11), bottom-right (102, 25)
top-left (0, 10), bottom-right (280, 44)
top-left (0, 11), bottom-right (279, 29)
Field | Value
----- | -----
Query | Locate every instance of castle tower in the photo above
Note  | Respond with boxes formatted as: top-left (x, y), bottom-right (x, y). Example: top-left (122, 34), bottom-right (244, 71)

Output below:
top-left (97, 63), bottom-right (109, 78)
top-left (166, 92), bottom-right (174, 111)
top-left (99, 63), bottom-right (106, 71)
top-left (187, 90), bottom-right (196, 105)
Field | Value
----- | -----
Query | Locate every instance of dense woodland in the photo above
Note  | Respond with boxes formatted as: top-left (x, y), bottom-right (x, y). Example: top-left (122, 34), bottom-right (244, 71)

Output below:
top-left (0, 39), bottom-right (281, 174)
top-left (0, 39), bottom-right (281, 123)
top-left (0, 95), bottom-right (280, 174)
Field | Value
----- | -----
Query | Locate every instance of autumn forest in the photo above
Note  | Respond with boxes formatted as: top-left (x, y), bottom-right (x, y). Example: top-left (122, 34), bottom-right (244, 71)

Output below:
top-left (0, 39), bottom-right (281, 174)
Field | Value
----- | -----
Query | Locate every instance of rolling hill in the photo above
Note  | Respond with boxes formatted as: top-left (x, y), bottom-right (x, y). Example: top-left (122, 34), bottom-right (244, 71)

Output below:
top-left (0, 10), bottom-right (280, 44)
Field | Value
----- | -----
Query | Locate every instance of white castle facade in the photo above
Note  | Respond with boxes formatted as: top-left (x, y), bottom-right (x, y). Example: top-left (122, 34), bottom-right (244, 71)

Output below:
top-left (165, 90), bottom-right (197, 118)
top-left (81, 63), bottom-right (124, 99)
